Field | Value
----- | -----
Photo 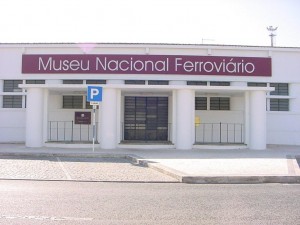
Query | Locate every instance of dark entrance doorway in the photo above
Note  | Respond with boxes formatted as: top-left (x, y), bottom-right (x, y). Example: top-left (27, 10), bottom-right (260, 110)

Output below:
top-left (124, 96), bottom-right (169, 141)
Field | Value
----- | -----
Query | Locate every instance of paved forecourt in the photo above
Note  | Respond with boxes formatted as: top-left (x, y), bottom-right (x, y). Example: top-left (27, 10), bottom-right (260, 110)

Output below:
top-left (0, 144), bottom-right (299, 184)
top-left (0, 155), bottom-right (178, 182)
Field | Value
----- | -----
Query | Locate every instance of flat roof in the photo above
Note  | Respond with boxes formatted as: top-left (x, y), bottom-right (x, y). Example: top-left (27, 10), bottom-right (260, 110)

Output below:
top-left (1, 42), bottom-right (300, 50)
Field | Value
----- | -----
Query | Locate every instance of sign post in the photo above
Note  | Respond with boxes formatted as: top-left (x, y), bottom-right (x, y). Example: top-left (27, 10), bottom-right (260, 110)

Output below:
top-left (87, 86), bottom-right (103, 152)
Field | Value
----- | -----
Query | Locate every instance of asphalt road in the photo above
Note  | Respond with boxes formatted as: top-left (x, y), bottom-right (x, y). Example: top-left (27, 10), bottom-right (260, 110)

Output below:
top-left (0, 180), bottom-right (299, 225)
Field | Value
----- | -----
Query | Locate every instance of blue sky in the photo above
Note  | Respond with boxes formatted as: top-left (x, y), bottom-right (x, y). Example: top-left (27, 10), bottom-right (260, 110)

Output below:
top-left (0, 0), bottom-right (299, 47)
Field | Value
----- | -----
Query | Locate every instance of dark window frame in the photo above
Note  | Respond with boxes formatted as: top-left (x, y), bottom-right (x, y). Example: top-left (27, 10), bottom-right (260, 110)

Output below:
top-left (3, 95), bottom-right (22, 108)
top-left (247, 82), bottom-right (267, 87)
top-left (270, 98), bottom-right (289, 111)
top-left (125, 80), bottom-right (146, 85)
top-left (63, 96), bottom-right (83, 109)
top-left (25, 80), bottom-right (45, 84)
top-left (210, 97), bottom-right (230, 110)
top-left (86, 80), bottom-right (106, 84)
top-left (148, 80), bottom-right (169, 85)
top-left (195, 97), bottom-right (207, 110)
top-left (63, 80), bottom-right (83, 84)
top-left (4, 80), bottom-right (23, 92)
top-left (210, 81), bottom-right (230, 86)
top-left (187, 81), bottom-right (207, 86)
top-left (270, 83), bottom-right (289, 96)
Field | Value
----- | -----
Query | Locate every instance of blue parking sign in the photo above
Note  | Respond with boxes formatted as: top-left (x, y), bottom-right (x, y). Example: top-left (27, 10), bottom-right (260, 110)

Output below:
top-left (87, 86), bottom-right (102, 102)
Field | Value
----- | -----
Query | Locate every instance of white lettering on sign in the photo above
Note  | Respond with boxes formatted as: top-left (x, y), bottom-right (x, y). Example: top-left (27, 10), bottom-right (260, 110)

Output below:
top-left (26, 55), bottom-right (265, 76)
top-left (91, 89), bottom-right (99, 99)
top-left (175, 57), bottom-right (255, 74)
top-left (96, 57), bottom-right (169, 72)
top-left (39, 57), bottom-right (90, 71)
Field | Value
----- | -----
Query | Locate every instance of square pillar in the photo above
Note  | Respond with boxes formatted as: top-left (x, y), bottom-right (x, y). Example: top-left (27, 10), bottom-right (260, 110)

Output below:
top-left (175, 89), bottom-right (195, 150)
top-left (100, 88), bottom-right (118, 149)
top-left (249, 90), bottom-right (267, 150)
top-left (26, 88), bottom-right (45, 147)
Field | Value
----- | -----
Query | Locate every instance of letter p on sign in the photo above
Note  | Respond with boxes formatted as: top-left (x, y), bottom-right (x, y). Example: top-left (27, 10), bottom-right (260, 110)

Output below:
top-left (87, 86), bottom-right (102, 102)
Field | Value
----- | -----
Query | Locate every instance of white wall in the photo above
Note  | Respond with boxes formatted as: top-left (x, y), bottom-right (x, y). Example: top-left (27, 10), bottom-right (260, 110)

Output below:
top-left (48, 94), bottom-right (98, 142)
top-left (195, 110), bottom-right (244, 143)
top-left (0, 109), bottom-right (25, 142)
top-left (267, 113), bottom-right (300, 145)
top-left (0, 44), bottom-right (300, 146)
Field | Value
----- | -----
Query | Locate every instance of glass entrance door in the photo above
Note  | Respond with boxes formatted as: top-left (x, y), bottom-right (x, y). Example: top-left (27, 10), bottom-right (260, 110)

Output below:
top-left (124, 96), bottom-right (168, 141)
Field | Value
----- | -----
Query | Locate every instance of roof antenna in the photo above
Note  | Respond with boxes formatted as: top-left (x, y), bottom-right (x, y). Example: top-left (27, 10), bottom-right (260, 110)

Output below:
top-left (267, 26), bottom-right (278, 47)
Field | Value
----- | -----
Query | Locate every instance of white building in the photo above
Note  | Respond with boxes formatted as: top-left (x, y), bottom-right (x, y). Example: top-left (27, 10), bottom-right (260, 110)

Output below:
top-left (0, 43), bottom-right (299, 150)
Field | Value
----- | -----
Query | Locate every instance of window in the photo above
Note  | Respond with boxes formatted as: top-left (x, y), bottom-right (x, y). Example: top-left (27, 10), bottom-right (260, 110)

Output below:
top-left (63, 96), bottom-right (83, 108)
top-left (247, 82), bottom-right (267, 87)
top-left (269, 83), bottom-right (289, 111)
top-left (210, 81), bottom-right (230, 86)
top-left (26, 80), bottom-right (45, 84)
top-left (210, 97), bottom-right (230, 110)
top-left (187, 81), bottom-right (207, 86)
top-left (148, 80), bottom-right (169, 85)
top-left (125, 80), bottom-right (145, 85)
top-left (270, 99), bottom-right (289, 111)
top-left (4, 80), bottom-right (22, 92)
top-left (195, 97), bottom-right (207, 110)
top-left (3, 96), bottom-right (22, 108)
top-left (86, 80), bottom-right (106, 84)
top-left (63, 80), bottom-right (83, 84)
top-left (270, 83), bottom-right (288, 96)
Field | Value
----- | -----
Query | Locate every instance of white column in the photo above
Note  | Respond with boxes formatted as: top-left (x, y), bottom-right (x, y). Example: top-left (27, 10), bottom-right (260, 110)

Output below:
top-left (249, 90), bottom-right (267, 150)
top-left (100, 88), bottom-right (118, 149)
top-left (172, 90), bottom-right (177, 145)
top-left (0, 80), bottom-right (3, 108)
top-left (244, 91), bottom-right (250, 145)
top-left (26, 88), bottom-right (44, 147)
top-left (176, 89), bottom-right (195, 150)
top-left (43, 89), bottom-right (49, 143)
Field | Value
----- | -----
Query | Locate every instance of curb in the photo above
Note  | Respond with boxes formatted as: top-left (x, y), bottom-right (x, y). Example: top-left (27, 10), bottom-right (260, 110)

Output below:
top-left (181, 175), bottom-right (300, 184)
top-left (0, 152), bottom-right (129, 159)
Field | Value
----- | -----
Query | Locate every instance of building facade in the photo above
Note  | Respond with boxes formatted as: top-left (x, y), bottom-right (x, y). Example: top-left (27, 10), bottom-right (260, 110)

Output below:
top-left (0, 43), bottom-right (299, 150)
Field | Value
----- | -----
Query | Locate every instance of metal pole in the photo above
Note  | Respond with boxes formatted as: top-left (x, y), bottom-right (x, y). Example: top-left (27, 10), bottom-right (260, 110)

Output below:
top-left (71, 121), bottom-right (73, 142)
top-left (219, 122), bottom-right (222, 143)
top-left (92, 105), bottom-right (96, 152)
top-left (57, 121), bottom-right (58, 141)
top-left (49, 121), bottom-right (52, 141)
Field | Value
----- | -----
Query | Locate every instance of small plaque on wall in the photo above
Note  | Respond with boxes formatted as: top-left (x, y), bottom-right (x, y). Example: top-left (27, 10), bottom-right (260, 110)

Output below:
top-left (75, 112), bottom-right (91, 124)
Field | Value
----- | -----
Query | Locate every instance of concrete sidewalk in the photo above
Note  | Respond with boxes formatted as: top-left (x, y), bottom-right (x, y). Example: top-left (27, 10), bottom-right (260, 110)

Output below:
top-left (0, 143), bottom-right (299, 184)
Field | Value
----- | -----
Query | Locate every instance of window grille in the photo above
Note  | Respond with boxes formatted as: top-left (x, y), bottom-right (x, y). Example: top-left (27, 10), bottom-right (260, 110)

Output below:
top-left (187, 81), bottom-right (207, 86)
top-left (3, 96), bottom-right (22, 108)
top-left (125, 80), bottom-right (146, 85)
top-left (270, 99), bottom-right (289, 111)
top-left (210, 97), bottom-right (230, 110)
top-left (63, 96), bottom-right (83, 108)
top-left (210, 81), bottom-right (230, 86)
top-left (26, 80), bottom-right (45, 84)
top-left (247, 82), bottom-right (267, 87)
top-left (86, 80), bottom-right (106, 84)
top-left (148, 80), bottom-right (169, 85)
top-left (270, 83), bottom-right (289, 96)
top-left (63, 80), bottom-right (83, 84)
top-left (4, 80), bottom-right (22, 92)
top-left (195, 97), bottom-right (207, 110)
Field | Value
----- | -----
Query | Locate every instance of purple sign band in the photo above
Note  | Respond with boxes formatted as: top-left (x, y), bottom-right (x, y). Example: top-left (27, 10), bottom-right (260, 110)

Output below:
top-left (22, 54), bottom-right (272, 76)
